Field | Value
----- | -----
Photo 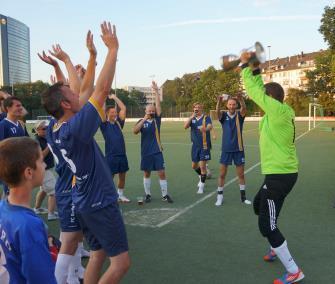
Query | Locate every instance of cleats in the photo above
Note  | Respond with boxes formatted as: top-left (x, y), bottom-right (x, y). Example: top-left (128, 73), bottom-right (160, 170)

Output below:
top-left (47, 212), bottom-right (59, 221)
top-left (273, 268), bottom-right (305, 284)
top-left (34, 207), bottom-right (48, 215)
top-left (215, 194), bottom-right (223, 206)
top-left (264, 249), bottom-right (277, 262)
top-left (162, 195), bottom-right (173, 203)
top-left (197, 186), bottom-right (204, 194)
top-left (242, 199), bottom-right (252, 205)
top-left (118, 195), bottom-right (131, 203)
top-left (145, 194), bottom-right (152, 203)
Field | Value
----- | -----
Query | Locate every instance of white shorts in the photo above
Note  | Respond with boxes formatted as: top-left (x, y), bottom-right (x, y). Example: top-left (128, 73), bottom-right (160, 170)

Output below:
top-left (40, 169), bottom-right (56, 195)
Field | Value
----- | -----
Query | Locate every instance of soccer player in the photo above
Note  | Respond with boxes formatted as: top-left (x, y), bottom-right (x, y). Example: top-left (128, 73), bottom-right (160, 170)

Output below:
top-left (41, 22), bottom-right (130, 284)
top-left (0, 96), bottom-right (29, 197)
top-left (33, 120), bottom-right (59, 221)
top-left (39, 31), bottom-right (97, 283)
top-left (184, 102), bottom-right (213, 194)
top-left (101, 94), bottom-right (130, 202)
top-left (240, 52), bottom-right (304, 284)
top-left (0, 137), bottom-right (57, 284)
top-left (215, 94), bottom-right (251, 206)
top-left (133, 81), bottom-right (173, 203)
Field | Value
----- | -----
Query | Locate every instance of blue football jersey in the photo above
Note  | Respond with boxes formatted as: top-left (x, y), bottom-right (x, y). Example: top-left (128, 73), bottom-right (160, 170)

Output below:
top-left (219, 111), bottom-right (245, 152)
top-left (0, 112), bottom-right (6, 122)
top-left (138, 115), bottom-right (163, 156)
top-left (0, 118), bottom-right (29, 140)
top-left (51, 99), bottom-right (117, 212)
top-left (100, 117), bottom-right (126, 157)
top-left (190, 115), bottom-right (212, 149)
top-left (46, 119), bottom-right (73, 199)
top-left (0, 200), bottom-right (56, 284)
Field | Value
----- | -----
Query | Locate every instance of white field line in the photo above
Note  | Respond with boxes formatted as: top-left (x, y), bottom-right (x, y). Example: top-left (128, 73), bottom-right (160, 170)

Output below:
top-left (155, 128), bottom-right (314, 228)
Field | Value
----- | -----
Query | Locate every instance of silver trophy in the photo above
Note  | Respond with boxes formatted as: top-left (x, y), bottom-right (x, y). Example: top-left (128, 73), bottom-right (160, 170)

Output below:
top-left (220, 42), bottom-right (266, 71)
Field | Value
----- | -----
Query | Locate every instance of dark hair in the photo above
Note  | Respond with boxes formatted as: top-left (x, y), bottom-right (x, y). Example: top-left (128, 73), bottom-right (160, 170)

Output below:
top-left (41, 82), bottom-right (65, 120)
top-left (0, 137), bottom-right (40, 186)
top-left (3, 96), bottom-right (21, 112)
top-left (264, 82), bottom-right (284, 103)
top-left (105, 105), bottom-right (116, 113)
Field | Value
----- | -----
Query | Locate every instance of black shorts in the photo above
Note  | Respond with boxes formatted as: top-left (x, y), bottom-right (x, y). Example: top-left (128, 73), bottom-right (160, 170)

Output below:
top-left (253, 173), bottom-right (298, 234)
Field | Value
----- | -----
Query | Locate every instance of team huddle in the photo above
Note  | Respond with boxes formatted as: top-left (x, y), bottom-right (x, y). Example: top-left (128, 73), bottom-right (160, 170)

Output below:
top-left (0, 22), bottom-right (304, 284)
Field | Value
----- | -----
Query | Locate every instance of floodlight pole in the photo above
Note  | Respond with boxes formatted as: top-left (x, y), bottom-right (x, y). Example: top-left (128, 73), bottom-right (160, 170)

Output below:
top-left (308, 103), bottom-right (311, 131)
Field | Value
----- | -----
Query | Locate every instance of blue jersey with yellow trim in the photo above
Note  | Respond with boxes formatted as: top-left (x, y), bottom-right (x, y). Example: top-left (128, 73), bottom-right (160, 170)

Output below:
top-left (0, 118), bottom-right (29, 140)
top-left (46, 119), bottom-right (73, 198)
top-left (219, 111), bottom-right (245, 152)
top-left (0, 200), bottom-right (56, 284)
top-left (51, 99), bottom-right (117, 212)
top-left (190, 115), bottom-right (212, 149)
top-left (100, 117), bottom-right (126, 157)
top-left (139, 115), bottom-right (162, 156)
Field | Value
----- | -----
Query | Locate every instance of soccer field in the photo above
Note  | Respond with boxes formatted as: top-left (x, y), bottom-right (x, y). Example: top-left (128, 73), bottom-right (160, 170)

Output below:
top-left (31, 120), bottom-right (335, 283)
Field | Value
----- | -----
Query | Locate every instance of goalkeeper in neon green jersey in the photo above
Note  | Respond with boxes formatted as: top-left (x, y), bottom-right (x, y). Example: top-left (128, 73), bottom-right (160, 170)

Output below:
top-left (240, 52), bottom-right (304, 284)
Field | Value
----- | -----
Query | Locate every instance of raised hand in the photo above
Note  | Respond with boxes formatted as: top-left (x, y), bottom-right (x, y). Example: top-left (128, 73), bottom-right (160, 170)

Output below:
top-left (38, 51), bottom-right (59, 66)
top-left (151, 81), bottom-right (159, 93)
top-left (86, 30), bottom-right (97, 57)
top-left (49, 44), bottom-right (70, 62)
top-left (100, 21), bottom-right (119, 51)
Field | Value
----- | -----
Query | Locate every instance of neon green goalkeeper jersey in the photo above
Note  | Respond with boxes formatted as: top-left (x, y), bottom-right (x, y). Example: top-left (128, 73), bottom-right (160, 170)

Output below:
top-left (242, 67), bottom-right (298, 174)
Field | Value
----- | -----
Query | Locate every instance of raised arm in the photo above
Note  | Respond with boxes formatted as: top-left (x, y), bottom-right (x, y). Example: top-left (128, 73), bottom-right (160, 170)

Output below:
top-left (49, 44), bottom-right (81, 95)
top-left (110, 94), bottom-right (126, 121)
top-left (37, 51), bottom-right (67, 83)
top-left (216, 96), bottom-right (223, 120)
top-left (90, 21), bottom-right (118, 108)
top-left (236, 92), bottom-right (247, 117)
top-left (184, 113), bottom-right (194, 129)
top-left (152, 81), bottom-right (161, 116)
top-left (79, 30), bottom-right (97, 107)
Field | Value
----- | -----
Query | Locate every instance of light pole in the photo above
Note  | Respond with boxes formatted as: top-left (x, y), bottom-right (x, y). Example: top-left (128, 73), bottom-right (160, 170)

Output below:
top-left (267, 45), bottom-right (271, 82)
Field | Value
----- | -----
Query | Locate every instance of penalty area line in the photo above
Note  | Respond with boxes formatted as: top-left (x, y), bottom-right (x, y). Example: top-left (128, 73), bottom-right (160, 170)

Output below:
top-left (156, 128), bottom-right (313, 228)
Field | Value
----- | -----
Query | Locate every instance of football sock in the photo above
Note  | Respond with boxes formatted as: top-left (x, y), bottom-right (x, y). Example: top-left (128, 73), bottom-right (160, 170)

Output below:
top-left (200, 174), bottom-right (206, 183)
top-left (67, 246), bottom-right (82, 283)
top-left (217, 186), bottom-right (224, 194)
top-left (143, 178), bottom-right (151, 195)
top-left (117, 188), bottom-right (124, 197)
top-left (159, 179), bottom-right (168, 196)
top-left (239, 184), bottom-right (246, 202)
top-left (194, 167), bottom-right (201, 175)
top-left (273, 240), bottom-right (299, 274)
top-left (55, 254), bottom-right (73, 284)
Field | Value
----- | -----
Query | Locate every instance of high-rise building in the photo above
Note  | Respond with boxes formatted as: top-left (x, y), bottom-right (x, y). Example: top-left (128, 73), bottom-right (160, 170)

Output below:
top-left (0, 14), bottom-right (31, 87)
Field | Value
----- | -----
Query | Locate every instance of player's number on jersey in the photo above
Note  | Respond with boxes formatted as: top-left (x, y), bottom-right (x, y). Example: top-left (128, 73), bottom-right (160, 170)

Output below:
top-left (0, 245), bottom-right (10, 283)
top-left (60, 149), bottom-right (77, 173)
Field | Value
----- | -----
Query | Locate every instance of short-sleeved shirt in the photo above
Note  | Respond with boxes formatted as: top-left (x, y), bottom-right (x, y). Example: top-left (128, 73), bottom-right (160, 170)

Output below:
top-left (100, 117), bottom-right (126, 157)
top-left (0, 118), bottom-right (29, 140)
top-left (46, 120), bottom-right (74, 199)
top-left (0, 200), bottom-right (56, 284)
top-left (138, 115), bottom-right (163, 156)
top-left (190, 115), bottom-right (212, 149)
top-left (219, 111), bottom-right (245, 152)
top-left (36, 135), bottom-right (54, 170)
top-left (0, 112), bottom-right (6, 122)
top-left (50, 98), bottom-right (118, 213)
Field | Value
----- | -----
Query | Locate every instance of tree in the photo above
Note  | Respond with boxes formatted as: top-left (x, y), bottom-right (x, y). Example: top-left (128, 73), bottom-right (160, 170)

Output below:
top-left (319, 5), bottom-right (335, 51)
top-left (285, 88), bottom-right (310, 116)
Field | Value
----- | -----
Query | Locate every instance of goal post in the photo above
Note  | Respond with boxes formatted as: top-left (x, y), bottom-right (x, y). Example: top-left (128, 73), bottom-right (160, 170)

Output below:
top-left (308, 103), bottom-right (324, 131)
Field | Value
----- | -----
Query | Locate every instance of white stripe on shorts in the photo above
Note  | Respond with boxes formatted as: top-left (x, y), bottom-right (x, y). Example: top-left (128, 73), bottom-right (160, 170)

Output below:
top-left (267, 199), bottom-right (277, 231)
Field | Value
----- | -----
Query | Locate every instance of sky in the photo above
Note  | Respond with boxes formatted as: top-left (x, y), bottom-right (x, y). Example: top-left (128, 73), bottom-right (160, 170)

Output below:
top-left (2, 0), bottom-right (335, 87)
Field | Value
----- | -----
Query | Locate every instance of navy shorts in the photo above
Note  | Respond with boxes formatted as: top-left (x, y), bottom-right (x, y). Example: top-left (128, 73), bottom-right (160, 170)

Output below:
top-left (220, 151), bottom-right (245, 166)
top-left (106, 155), bottom-right (129, 175)
top-left (191, 145), bottom-right (211, 163)
top-left (141, 152), bottom-right (165, 171)
top-left (56, 194), bottom-right (81, 232)
top-left (77, 202), bottom-right (129, 257)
